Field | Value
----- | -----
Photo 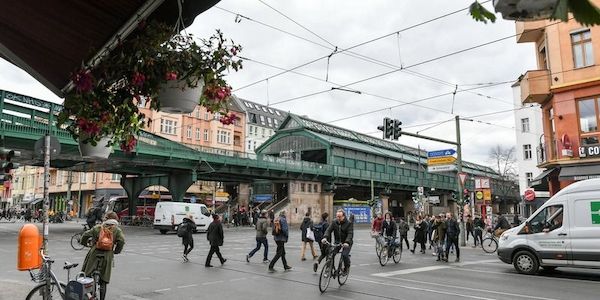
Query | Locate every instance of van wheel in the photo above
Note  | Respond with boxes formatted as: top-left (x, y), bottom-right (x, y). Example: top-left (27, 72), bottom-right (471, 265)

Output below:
top-left (541, 266), bottom-right (557, 272)
top-left (159, 230), bottom-right (168, 235)
top-left (513, 251), bottom-right (539, 274)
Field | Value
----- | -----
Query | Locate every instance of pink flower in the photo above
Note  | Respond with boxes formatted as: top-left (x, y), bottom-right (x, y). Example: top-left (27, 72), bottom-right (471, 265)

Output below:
top-left (131, 72), bottom-right (146, 87)
top-left (165, 72), bottom-right (178, 81)
top-left (72, 70), bottom-right (94, 93)
top-left (120, 135), bottom-right (137, 153)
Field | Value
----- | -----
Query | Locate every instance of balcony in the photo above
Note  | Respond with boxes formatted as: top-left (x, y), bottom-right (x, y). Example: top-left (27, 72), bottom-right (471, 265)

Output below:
top-left (521, 69), bottom-right (551, 104)
top-left (516, 20), bottom-right (547, 43)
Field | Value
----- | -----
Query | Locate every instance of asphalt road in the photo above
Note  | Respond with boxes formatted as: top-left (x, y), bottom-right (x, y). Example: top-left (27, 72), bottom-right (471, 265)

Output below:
top-left (1, 221), bottom-right (599, 300)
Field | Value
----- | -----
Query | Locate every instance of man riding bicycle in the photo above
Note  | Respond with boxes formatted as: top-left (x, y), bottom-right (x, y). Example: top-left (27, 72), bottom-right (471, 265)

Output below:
top-left (380, 212), bottom-right (397, 248)
top-left (322, 209), bottom-right (353, 275)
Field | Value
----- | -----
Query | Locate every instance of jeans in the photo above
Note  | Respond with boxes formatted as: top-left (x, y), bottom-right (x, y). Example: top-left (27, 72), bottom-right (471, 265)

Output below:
top-left (340, 245), bottom-right (351, 271)
top-left (445, 236), bottom-right (460, 259)
top-left (248, 237), bottom-right (268, 260)
top-left (183, 238), bottom-right (194, 255)
top-left (206, 245), bottom-right (225, 265)
top-left (316, 242), bottom-right (328, 264)
top-left (269, 241), bottom-right (288, 268)
top-left (474, 229), bottom-right (483, 246)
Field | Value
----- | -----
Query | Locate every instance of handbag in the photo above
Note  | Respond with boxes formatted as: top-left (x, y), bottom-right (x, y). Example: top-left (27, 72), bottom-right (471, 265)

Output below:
top-left (306, 227), bottom-right (315, 241)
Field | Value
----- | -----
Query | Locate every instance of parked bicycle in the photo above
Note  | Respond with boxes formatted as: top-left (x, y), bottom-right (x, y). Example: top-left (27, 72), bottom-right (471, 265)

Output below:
top-left (318, 242), bottom-right (349, 293)
top-left (481, 229), bottom-right (499, 253)
top-left (25, 250), bottom-right (102, 300)
top-left (378, 236), bottom-right (402, 266)
top-left (70, 224), bottom-right (89, 251)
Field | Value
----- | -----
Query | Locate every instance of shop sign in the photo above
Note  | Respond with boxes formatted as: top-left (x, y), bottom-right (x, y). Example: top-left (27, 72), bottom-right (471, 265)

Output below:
top-left (579, 144), bottom-right (600, 158)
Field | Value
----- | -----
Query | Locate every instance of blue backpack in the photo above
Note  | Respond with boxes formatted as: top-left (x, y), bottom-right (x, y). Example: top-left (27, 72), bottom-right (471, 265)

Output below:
top-left (313, 221), bottom-right (326, 242)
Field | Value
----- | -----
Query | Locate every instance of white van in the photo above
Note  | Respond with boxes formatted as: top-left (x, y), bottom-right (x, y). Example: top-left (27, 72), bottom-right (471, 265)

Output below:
top-left (497, 178), bottom-right (600, 274)
top-left (153, 202), bottom-right (211, 234)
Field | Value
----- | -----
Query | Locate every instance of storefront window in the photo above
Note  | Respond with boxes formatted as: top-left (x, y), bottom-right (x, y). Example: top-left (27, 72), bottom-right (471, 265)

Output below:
top-left (581, 136), bottom-right (599, 145)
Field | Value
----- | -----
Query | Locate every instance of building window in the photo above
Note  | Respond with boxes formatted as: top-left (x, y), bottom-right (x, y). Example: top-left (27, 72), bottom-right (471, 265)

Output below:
top-left (578, 98), bottom-right (599, 133)
top-left (160, 119), bottom-right (177, 135)
top-left (308, 184), bottom-right (312, 193)
top-left (110, 174), bottom-right (121, 182)
top-left (253, 141), bottom-right (257, 150)
top-left (260, 115), bottom-right (265, 125)
top-left (57, 171), bottom-right (63, 186)
top-left (249, 113), bottom-right (257, 124)
top-left (217, 130), bottom-right (231, 144)
top-left (247, 140), bottom-right (252, 150)
top-left (300, 183), bottom-right (305, 192)
top-left (204, 129), bottom-right (209, 141)
top-left (571, 29), bottom-right (594, 68)
top-left (523, 144), bottom-right (532, 160)
top-left (80, 173), bottom-right (87, 183)
top-left (525, 172), bottom-right (533, 185)
top-left (214, 112), bottom-right (221, 120)
top-left (186, 126), bottom-right (192, 139)
top-left (92, 172), bottom-right (97, 183)
top-left (205, 111), bottom-right (210, 120)
top-left (274, 119), bottom-right (279, 127)
top-left (314, 184), bottom-right (319, 193)
top-left (267, 117), bottom-right (273, 126)
top-left (196, 128), bottom-right (201, 140)
top-left (520, 118), bottom-right (530, 133)
top-left (261, 128), bottom-right (266, 138)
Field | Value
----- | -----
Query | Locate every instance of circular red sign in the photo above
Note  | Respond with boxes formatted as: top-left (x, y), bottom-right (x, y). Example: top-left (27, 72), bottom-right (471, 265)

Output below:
top-left (524, 189), bottom-right (536, 201)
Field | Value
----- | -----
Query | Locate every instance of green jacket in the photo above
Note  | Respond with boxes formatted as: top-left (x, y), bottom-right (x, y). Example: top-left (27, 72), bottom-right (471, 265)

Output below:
top-left (80, 223), bottom-right (125, 283)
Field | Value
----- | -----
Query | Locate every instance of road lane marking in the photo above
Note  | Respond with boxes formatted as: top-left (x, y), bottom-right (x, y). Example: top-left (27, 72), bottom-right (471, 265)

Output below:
top-left (177, 284), bottom-right (197, 288)
top-left (352, 277), bottom-right (494, 300)
top-left (379, 275), bottom-right (561, 300)
top-left (202, 280), bottom-right (224, 285)
top-left (372, 265), bottom-right (450, 276)
top-left (327, 295), bottom-right (354, 300)
top-left (121, 295), bottom-right (151, 300)
top-left (154, 288), bottom-right (171, 292)
top-left (230, 277), bottom-right (247, 282)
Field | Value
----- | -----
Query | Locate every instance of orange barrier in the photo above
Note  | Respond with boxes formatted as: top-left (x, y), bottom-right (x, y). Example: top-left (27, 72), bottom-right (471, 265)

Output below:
top-left (17, 224), bottom-right (42, 270)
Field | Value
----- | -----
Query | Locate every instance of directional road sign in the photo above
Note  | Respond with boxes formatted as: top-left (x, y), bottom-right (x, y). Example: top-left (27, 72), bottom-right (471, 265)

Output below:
top-left (427, 156), bottom-right (457, 165)
top-left (427, 149), bottom-right (456, 158)
top-left (428, 164), bottom-right (457, 173)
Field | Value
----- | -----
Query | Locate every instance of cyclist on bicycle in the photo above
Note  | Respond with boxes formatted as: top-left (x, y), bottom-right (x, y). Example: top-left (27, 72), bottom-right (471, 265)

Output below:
top-left (321, 209), bottom-right (353, 275)
top-left (493, 213), bottom-right (511, 237)
top-left (80, 211), bottom-right (125, 300)
top-left (380, 212), bottom-right (397, 249)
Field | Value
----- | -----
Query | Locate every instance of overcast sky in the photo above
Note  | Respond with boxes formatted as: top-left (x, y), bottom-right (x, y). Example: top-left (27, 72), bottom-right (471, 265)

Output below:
top-left (0, 0), bottom-right (538, 168)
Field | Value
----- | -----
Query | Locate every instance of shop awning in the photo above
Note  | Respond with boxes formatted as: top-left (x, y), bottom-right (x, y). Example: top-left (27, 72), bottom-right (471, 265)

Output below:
top-left (559, 165), bottom-right (600, 181)
top-left (529, 168), bottom-right (554, 190)
top-left (21, 198), bottom-right (43, 205)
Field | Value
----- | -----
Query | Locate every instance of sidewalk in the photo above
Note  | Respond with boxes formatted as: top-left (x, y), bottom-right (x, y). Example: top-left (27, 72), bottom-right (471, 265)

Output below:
top-left (0, 279), bottom-right (35, 300)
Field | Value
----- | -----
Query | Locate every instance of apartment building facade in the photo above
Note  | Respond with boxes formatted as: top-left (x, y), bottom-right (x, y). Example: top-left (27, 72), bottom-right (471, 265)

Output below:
top-left (516, 7), bottom-right (600, 195)
top-left (232, 96), bottom-right (287, 154)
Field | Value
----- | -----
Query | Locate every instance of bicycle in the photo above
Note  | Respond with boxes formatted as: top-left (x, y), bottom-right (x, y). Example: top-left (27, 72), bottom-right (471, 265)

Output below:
top-left (481, 230), bottom-right (499, 253)
top-left (70, 224), bottom-right (90, 251)
top-left (318, 242), bottom-right (350, 293)
top-left (26, 250), bottom-right (104, 300)
top-left (371, 232), bottom-right (384, 258)
top-left (378, 236), bottom-right (402, 266)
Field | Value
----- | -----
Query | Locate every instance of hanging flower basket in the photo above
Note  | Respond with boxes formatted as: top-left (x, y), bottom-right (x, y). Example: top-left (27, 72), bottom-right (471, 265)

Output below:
top-left (78, 135), bottom-right (113, 159)
top-left (158, 79), bottom-right (204, 114)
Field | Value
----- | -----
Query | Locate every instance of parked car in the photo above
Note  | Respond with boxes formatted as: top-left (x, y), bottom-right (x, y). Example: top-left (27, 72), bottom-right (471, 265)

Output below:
top-left (497, 178), bottom-right (600, 274)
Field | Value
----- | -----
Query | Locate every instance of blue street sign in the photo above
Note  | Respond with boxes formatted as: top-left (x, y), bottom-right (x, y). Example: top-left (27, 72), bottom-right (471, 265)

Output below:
top-left (254, 194), bottom-right (273, 202)
top-left (427, 149), bottom-right (456, 158)
top-left (190, 196), bottom-right (197, 204)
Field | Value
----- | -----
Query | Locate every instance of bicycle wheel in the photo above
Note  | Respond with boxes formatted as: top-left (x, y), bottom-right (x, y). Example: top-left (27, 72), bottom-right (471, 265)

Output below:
top-left (318, 259), bottom-right (333, 293)
top-left (26, 282), bottom-right (66, 300)
top-left (481, 238), bottom-right (498, 253)
top-left (378, 246), bottom-right (389, 266)
top-left (70, 232), bottom-right (84, 250)
top-left (375, 238), bottom-right (382, 258)
top-left (392, 246), bottom-right (402, 264)
top-left (337, 254), bottom-right (348, 286)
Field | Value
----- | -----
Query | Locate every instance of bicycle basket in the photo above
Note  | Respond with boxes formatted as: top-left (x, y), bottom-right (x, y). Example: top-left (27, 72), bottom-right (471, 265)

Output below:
top-left (29, 264), bottom-right (47, 283)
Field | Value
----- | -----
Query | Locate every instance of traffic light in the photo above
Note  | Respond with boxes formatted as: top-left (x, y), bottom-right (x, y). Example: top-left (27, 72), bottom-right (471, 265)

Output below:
top-left (0, 148), bottom-right (21, 183)
top-left (393, 119), bottom-right (402, 140)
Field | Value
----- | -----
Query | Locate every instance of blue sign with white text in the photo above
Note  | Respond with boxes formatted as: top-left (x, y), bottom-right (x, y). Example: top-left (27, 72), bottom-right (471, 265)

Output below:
top-left (254, 194), bottom-right (273, 202)
top-left (343, 206), bottom-right (371, 224)
top-left (427, 149), bottom-right (456, 158)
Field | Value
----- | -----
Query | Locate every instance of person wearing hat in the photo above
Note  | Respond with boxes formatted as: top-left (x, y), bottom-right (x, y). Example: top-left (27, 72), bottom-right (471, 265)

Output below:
top-left (80, 211), bottom-right (125, 300)
top-left (181, 213), bottom-right (196, 262)
top-left (205, 214), bottom-right (227, 267)
top-left (247, 210), bottom-right (270, 263)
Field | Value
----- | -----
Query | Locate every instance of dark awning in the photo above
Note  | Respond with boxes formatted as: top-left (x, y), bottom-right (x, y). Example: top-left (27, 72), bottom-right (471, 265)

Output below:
top-left (559, 165), bottom-right (600, 181)
top-left (0, 0), bottom-right (219, 97)
top-left (529, 168), bottom-right (554, 191)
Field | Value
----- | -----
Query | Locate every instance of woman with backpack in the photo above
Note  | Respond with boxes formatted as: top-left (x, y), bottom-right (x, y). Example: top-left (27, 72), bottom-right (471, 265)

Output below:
top-left (300, 212), bottom-right (317, 261)
top-left (80, 211), bottom-right (125, 300)
top-left (178, 214), bottom-right (195, 262)
top-left (268, 211), bottom-right (291, 271)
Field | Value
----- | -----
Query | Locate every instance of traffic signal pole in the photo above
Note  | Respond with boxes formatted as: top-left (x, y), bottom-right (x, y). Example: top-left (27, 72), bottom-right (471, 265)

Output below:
top-left (377, 116), bottom-right (466, 246)
top-left (42, 134), bottom-right (51, 252)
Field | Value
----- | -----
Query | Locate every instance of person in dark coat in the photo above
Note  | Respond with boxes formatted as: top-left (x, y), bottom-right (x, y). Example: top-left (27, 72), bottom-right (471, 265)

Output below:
top-left (410, 215), bottom-right (427, 254)
top-left (445, 212), bottom-right (461, 262)
top-left (313, 212), bottom-right (329, 272)
top-left (205, 214), bottom-right (226, 267)
top-left (300, 212), bottom-right (317, 261)
top-left (269, 211), bottom-right (291, 271)
top-left (181, 214), bottom-right (195, 262)
top-left (381, 212), bottom-right (398, 248)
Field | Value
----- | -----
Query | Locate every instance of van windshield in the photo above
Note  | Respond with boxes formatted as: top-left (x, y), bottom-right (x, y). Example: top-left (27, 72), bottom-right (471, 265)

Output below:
top-left (201, 206), bottom-right (209, 215)
top-left (529, 205), bottom-right (563, 234)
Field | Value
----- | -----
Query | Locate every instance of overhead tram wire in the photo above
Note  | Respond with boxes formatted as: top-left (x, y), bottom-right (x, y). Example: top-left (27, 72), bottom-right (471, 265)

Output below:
top-left (230, 1), bottom-right (492, 92)
top-left (217, 4), bottom-right (520, 109)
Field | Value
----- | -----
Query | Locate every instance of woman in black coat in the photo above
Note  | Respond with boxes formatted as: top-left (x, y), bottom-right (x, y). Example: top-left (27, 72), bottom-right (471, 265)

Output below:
top-left (300, 212), bottom-right (317, 260)
top-left (411, 215), bottom-right (427, 254)
top-left (205, 214), bottom-right (227, 267)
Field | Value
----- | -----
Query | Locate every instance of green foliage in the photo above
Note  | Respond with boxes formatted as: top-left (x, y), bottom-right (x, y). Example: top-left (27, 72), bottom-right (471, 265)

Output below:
top-left (552, 0), bottom-right (600, 26)
top-left (469, 1), bottom-right (497, 24)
